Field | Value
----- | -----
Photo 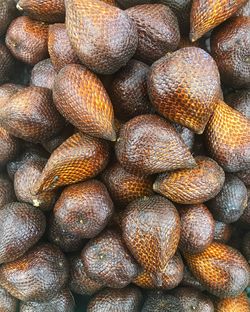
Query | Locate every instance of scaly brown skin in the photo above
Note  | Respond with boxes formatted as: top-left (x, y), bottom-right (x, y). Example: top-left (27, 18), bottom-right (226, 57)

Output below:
top-left (19, 288), bottom-right (75, 312)
top-left (213, 221), bottom-right (233, 243)
top-left (30, 58), bottom-right (56, 90)
top-left (0, 44), bottom-right (15, 84)
top-left (236, 169), bottom-right (250, 186)
top-left (16, 0), bottom-right (65, 23)
top-left (53, 64), bottom-right (116, 141)
top-left (148, 47), bottom-right (221, 134)
top-left (0, 129), bottom-right (19, 168)
top-left (205, 101), bottom-right (250, 172)
top-left (239, 188), bottom-right (250, 225)
top-left (115, 114), bottom-right (196, 175)
top-left (122, 195), bottom-right (180, 277)
top-left (48, 23), bottom-right (80, 72)
top-left (42, 126), bottom-right (74, 153)
top-left (181, 266), bottom-right (205, 291)
top-left (133, 253), bottom-right (184, 289)
top-left (87, 287), bottom-right (143, 312)
top-left (153, 156), bottom-right (225, 204)
top-left (0, 175), bottom-right (15, 209)
top-left (0, 0), bottom-right (17, 36)
top-left (172, 123), bottom-right (195, 150)
top-left (183, 242), bottom-right (250, 298)
top-left (34, 133), bottom-right (110, 193)
top-left (215, 292), bottom-right (250, 312)
top-left (190, 0), bottom-right (247, 41)
top-left (0, 286), bottom-right (18, 312)
top-left (225, 89), bottom-right (250, 119)
top-left (210, 17), bottom-right (250, 88)
top-left (0, 86), bottom-right (64, 143)
top-left (6, 16), bottom-right (49, 65)
top-left (0, 83), bottom-right (24, 108)
top-left (126, 4), bottom-right (180, 64)
top-left (142, 292), bottom-right (183, 312)
top-left (236, 0), bottom-right (250, 16)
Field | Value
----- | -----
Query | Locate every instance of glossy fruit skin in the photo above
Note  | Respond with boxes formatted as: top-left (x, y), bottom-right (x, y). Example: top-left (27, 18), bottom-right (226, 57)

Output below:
top-left (215, 292), bottom-right (250, 312)
top-left (30, 58), bottom-right (56, 90)
top-left (179, 204), bottom-right (215, 253)
top-left (0, 243), bottom-right (69, 301)
top-left (142, 291), bottom-right (184, 312)
top-left (190, 0), bottom-right (247, 41)
top-left (213, 221), bottom-right (233, 243)
top-left (101, 162), bottom-right (153, 207)
top-left (122, 195), bottom-right (180, 275)
top-left (0, 86), bottom-right (64, 143)
top-left (207, 174), bottom-right (248, 223)
top-left (205, 101), bottom-right (250, 172)
top-left (0, 175), bottom-right (15, 209)
top-left (173, 287), bottom-right (214, 312)
top-left (69, 254), bottom-right (103, 296)
top-left (82, 229), bottom-right (138, 288)
top-left (211, 17), bottom-right (250, 88)
top-left (6, 16), bottom-right (49, 65)
top-left (110, 59), bottom-right (152, 120)
top-left (183, 242), bottom-right (250, 298)
top-left (0, 0), bottom-right (17, 36)
top-left (87, 287), bottom-right (143, 312)
top-left (19, 288), bottom-right (75, 312)
top-left (154, 156), bottom-right (225, 204)
top-left (133, 252), bottom-right (184, 289)
top-left (34, 132), bottom-right (110, 193)
top-left (116, 114), bottom-right (196, 175)
top-left (53, 180), bottom-right (114, 238)
top-left (65, 0), bottom-right (138, 74)
top-left (126, 4), bottom-right (180, 64)
top-left (0, 44), bottom-right (15, 84)
top-left (17, 0), bottom-right (65, 23)
top-left (148, 47), bottom-right (221, 133)
top-left (0, 285), bottom-right (18, 312)
top-left (48, 23), bottom-right (79, 72)
top-left (53, 64), bottom-right (116, 141)
top-left (225, 89), bottom-right (250, 119)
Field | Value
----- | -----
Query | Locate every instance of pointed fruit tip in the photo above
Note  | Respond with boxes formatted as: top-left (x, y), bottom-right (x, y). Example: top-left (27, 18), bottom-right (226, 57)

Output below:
top-left (16, 2), bottom-right (23, 11)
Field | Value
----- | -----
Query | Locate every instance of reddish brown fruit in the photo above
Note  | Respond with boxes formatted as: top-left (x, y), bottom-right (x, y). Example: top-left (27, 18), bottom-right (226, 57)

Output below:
top-left (179, 204), bottom-right (215, 253)
top-left (214, 221), bottom-right (233, 243)
top-left (34, 132), bottom-right (110, 193)
top-left (0, 175), bottom-right (15, 209)
top-left (0, 83), bottom-right (24, 108)
top-left (0, 286), bottom-right (18, 312)
top-left (0, 44), bottom-right (15, 84)
top-left (101, 162), bottom-right (153, 207)
top-left (148, 47), bottom-right (221, 133)
top-left (48, 23), bottom-right (79, 72)
top-left (126, 4), bottom-right (180, 64)
top-left (16, 0), bottom-right (65, 23)
top-left (122, 195), bottom-right (180, 275)
top-left (6, 16), bottom-right (49, 65)
top-left (0, 128), bottom-right (19, 168)
top-left (225, 89), bottom-right (250, 118)
top-left (154, 156), bottom-right (225, 204)
top-left (65, 0), bottom-right (138, 74)
top-left (69, 254), bottom-right (103, 296)
top-left (215, 292), bottom-right (250, 312)
top-left (116, 114), bottom-right (196, 175)
top-left (53, 64), bottom-right (116, 141)
top-left (205, 101), bottom-right (250, 172)
top-left (133, 252), bottom-right (184, 289)
top-left (0, 86), bottom-right (63, 143)
top-left (0, 202), bottom-right (46, 264)
top-left (0, 243), bottom-right (69, 301)
top-left (183, 242), bottom-right (250, 297)
top-left (30, 58), bottom-right (56, 90)
top-left (0, 0), bottom-right (17, 36)
top-left (190, 0), bottom-right (247, 41)
top-left (53, 180), bottom-right (114, 238)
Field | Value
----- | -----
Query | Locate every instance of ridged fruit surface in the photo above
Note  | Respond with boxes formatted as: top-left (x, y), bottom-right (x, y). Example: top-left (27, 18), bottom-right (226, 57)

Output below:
top-left (215, 292), bottom-right (250, 312)
top-left (0, 0), bottom-right (17, 36)
top-left (0, 83), bottom-right (24, 108)
top-left (0, 175), bottom-right (15, 208)
top-left (240, 188), bottom-right (250, 225)
top-left (213, 221), bottom-right (232, 243)
top-left (237, 169), bottom-right (250, 186)
top-left (30, 58), bottom-right (56, 90)
top-left (142, 292), bottom-right (183, 312)
top-left (148, 47), bottom-right (221, 133)
top-left (0, 44), bottom-right (15, 84)
top-left (172, 123), bottom-right (195, 150)
top-left (0, 286), bottom-right (18, 312)
top-left (225, 89), bottom-right (250, 118)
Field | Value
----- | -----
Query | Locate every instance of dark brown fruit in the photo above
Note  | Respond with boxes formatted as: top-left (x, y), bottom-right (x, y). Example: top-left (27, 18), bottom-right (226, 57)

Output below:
top-left (34, 132), bottom-right (110, 193)
top-left (183, 242), bottom-right (250, 298)
top-left (0, 127), bottom-right (19, 168)
top-left (0, 175), bottom-right (15, 209)
top-left (148, 47), bottom-right (221, 133)
top-left (101, 162), bottom-right (153, 207)
top-left (42, 126), bottom-right (74, 153)
top-left (181, 266), bottom-right (205, 291)
top-left (0, 86), bottom-right (64, 143)
top-left (142, 291), bottom-right (184, 312)
top-left (69, 254), bottom-right (103, 296)
top-left (82, 229), bottom-right (138, 288)
top-left (53, 180), bottom-right (114, 238)
top-left (30, 58), bottom-right (56, 90)
top-left (239, 188), bottom-right (250, 225)
top-left (0, 202), bottom-right (46, 264)
top-left (0, 44), bottom-right (15, 84)
top-left (172, 123), bottom-right (195, 150)
top-left (0, 243), bottom-right (69, 301)
top-left (48, 23), bottom-right (79, 72)
top-left (17, 0), bottom-right (65, 23)
top-left (179, 204), bottom-right (215, 253)
top-left (19, 288), bottom-right (75, 312)
top-left (65, 0), bottom-right (138, 74)
top-left (87, 287), bottom-right (142, 312)
top-left (205, 101), bottom-right (250, 172)
top-left (215, 292), bottom-right (250, 312)
top-left (116, 114), bottom-right (196, 175)
top-left (110, 59), bottom-right (152, 120)
top-left (116, 0), bottom-right (152, 8)
top-left (53, 64), bottom-right (116, 141)
top-left (154, 156), bottom-right (225, 204)
top-left (242, 231), bottom-right (250, 262)
top-left (6, 16), bottom-right (49, 65)
top-left (133, 252), bottom-right (184, 289)
top-left (190, 0), bottom-right (247, 41)
top-left (122, 195), bottom-right (180, 276)
top-left (211, 17), bottom-right (250, 88)
top-left (126, 4), bottom-right (180, 63)
top-left (225, 89), bottom-right (250, 119)
top-left (0, 285), bottom-right (18, 312)
top-left (236, 169), bottom-right (250, 186)
top-left (214, 221), bottom-right (233, 243)
top-left (207, 174), bottom-right (248, 223)
top-left (173, 287), bottom-right (214, 312)
top-left (0, 0), bottom-right (17, 36)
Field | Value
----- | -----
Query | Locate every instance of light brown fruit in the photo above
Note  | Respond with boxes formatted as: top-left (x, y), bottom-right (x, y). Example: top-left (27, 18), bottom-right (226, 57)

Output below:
top-left (30, 58), bottom-right (56, 90)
